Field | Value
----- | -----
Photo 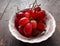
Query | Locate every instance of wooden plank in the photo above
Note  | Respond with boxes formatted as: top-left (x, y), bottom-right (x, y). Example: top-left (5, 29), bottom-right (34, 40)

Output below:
top-left (0, 0), bottom-right (10, 19)
top-left (0, 13), bottom-right (2, 19)
top-left (0, 0), bottom-right (60, 46)
top-left (1, 0), bottom-right (32, 21)
top-left (42, 0), bottom-right (60, 22)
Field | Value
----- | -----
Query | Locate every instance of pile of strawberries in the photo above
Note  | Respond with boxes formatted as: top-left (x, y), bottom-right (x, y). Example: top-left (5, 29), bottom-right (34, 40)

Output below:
top-left (14, 0), bottom-right (47, 38)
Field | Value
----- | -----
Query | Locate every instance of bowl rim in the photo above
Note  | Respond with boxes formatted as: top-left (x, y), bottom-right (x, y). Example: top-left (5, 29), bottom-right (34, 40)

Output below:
top-left (8, 10), bottom-right (56, 43)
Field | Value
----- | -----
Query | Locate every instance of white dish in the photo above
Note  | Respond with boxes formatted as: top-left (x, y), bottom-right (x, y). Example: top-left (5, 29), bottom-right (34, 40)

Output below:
top-left (9, 10), bottom-right (56, 43)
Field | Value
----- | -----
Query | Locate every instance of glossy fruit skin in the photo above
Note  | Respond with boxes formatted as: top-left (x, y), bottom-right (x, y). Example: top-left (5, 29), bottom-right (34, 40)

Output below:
top-left (37, 17), bottom-right (46, 23)
top-left (37, 22), bottom-right (45, 31)
top-left (38, 10), bottom-right (46, 20)
top-left (31, 11), bottom-right (39, 19)
top-left (14, 17), bottom-right (19, 29)
top-left (23, 23), bottom-right (32, 37)
top-left (16, 12), bottom-right (24, 19)
top-left (19, 27), bottom-right (24, 35)
top-left (24, 12), bottom-right (30, 18)
top-left (35, 6), bottom-right (41, 11)
top-left (27, 9), bottom-right (32, 13)
top-left (15, 7), bottom-right (46, 37)
top-left (32, 29), bottom-right (39, 36)
top-left (39, 17), bottom-right (46, 24)
top-left (30, 20), bottom-right (37, 28)
top-left (19, 17), bottom-right (29, 26)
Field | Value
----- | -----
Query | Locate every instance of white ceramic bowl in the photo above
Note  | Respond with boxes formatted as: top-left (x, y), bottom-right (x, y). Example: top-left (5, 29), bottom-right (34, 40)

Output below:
top-left (9, 10), bottom-right (56, 43)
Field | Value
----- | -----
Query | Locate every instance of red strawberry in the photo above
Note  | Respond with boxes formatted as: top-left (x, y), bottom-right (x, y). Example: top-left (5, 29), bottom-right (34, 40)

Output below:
top-left (30, 20), bottom-right (37, 28)
top-left (37, 22), bottom-right (45, 31)
top-left (23, 23), bottom-right (32, 37)
top-left (19, 17), bottom-right (29, 26)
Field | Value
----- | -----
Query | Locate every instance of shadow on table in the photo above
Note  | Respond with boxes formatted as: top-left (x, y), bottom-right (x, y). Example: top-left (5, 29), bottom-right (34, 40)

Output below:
top-left (10, 28), bottom-right (60, 46)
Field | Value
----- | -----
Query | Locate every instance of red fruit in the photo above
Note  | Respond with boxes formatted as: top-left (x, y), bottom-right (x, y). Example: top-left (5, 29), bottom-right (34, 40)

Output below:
top-left (32, 29), bottom-right (39, 36)
top-left (37, 17), bottom-right (46, 23)
top-left (19, 17), bottom-right (29, 26)
top-left (19, 27), bottom-right (24, 34)
top-left (37, 22), bottom-right (45, 30)
top-left (14, 17), bottom-right (19, 29)
top-left (27, 9), bottom-right (34, 17)
top-left (38, 10), bottom-right (46, 20)
top-left (27, 9), bottom-right (33, 13)
top-left (30, 20), bottom-right (37, 28)
top-left (24, 12), bottom-right (30, 18)
top-left (16, 12), bottom-right (24, 19)
top-left (32, 11), bottom-right (39, 19)
top-left (23, 23), bottom-right (32, 37)
top-left (35, 6), bottom-right (41, 11)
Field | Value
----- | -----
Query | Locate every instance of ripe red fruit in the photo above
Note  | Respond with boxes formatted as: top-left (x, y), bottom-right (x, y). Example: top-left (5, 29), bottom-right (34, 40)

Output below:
top-left (37, 22), bottom-right (45, 31)
top-left (37, 17), bottom-right (46, 23)
top-left (19, 17), bottom-right (29, 26)
top-left (23, 23), bottom-right (32, 37)
top-left (24, 12), bottom-right (30, 18)
top-left (16, 12), bottom-right (24, 19)
top-left (27, 9), bottom-right (32, 13)
top-left (14, 17), bottom-right (19, 29)
top-left (32, 11), bottom-right (39, 19)
top-left (40, 17), bottom-right (46, 24)
top-left (32, 29), bottom-right (39, 36)
top-left (38, 10), bottom-right (46, 20)
top-left (30, 20), bottom-right (37, 28)
top-left (19, 27), bottom-right (24, 35)
top-left (35, 6), bottom-right (41, 11)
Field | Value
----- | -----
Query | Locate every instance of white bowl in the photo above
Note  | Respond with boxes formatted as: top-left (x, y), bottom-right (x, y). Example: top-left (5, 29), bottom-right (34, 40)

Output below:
top-left (9, 10), bottom-right (56, 43)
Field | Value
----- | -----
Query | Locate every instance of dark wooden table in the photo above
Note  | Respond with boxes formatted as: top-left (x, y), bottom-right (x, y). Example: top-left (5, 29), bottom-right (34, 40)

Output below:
top-left (0, 0), bottom-right (60, 46)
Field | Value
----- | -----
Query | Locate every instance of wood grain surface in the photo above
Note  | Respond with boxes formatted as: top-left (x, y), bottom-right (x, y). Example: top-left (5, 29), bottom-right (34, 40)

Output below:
top-left (0, 0), bottom-right (60, 46)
